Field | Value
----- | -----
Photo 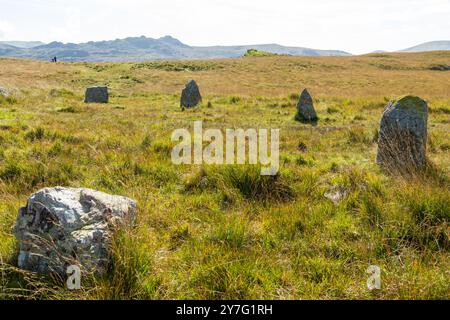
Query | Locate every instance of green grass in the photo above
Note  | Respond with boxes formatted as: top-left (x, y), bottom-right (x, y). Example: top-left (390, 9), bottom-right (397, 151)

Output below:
top-left (131, 61), bottom-right (223, 72)
top-left (243, 49), bottom-right (277, 57)
top-left (0, 53), bottom-right (449, 300)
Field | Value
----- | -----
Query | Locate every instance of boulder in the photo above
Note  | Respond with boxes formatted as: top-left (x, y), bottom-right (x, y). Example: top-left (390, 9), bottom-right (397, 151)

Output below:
top-left (376, 96), bottom-right (428, 172)
top-left (429, 64), bottom-right (450, 71)
top-left (324, 186), bottom-right (348, 204)
top-left (84, 86), bottom-right (108, 103)
top-left (295, 89), bottom-right (317, 121)
top-left (0, 86), bottom-right (9, 97)
top-left (180, 80), bottom-right (202, 108)
top-left (14, 187), bottom-right (136, 276)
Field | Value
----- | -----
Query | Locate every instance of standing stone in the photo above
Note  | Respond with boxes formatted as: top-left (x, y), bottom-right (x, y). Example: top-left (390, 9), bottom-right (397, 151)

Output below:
top-left (180, 80), bottom-right (202, 108)
top-left (295, 89), bottom-right (317, 121)
top-left (84, 86), bottom-right (109, 103)
top-left (376, 96), bottom-right (428, 172)
top-left (14, 187), bottom-right (136, 276)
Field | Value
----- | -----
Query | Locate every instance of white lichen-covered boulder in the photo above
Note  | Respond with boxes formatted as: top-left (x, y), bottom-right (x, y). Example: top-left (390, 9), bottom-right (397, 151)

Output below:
top-left (14, 187), bottom-right (136, 276)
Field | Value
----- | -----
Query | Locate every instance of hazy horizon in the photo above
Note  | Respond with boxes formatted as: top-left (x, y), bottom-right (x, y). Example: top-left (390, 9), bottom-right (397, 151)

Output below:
top-left (1, 0), bottom-right (450, 54)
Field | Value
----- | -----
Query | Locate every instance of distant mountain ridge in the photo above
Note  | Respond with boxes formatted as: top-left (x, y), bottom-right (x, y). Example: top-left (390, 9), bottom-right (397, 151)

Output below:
top-left (1, 37), bottom-right (449, 62)
top-left (400, 41), bottom-right (450, 52)
top-left (0, 36), bottom-right (350, 62)
top-left (0, 41), bottom-right (45, 48)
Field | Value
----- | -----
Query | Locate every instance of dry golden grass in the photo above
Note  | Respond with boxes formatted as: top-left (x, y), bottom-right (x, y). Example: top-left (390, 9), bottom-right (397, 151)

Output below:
top-left (1, 51), bottom-right (450, 97)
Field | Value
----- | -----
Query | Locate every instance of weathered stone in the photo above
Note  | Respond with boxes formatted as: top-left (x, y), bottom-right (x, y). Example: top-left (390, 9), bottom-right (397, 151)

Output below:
top-left (295, 89), bottom-right (317, 121)
top-left (84, 86), bottom-right (108, 103)
top-left (180, 80), bottom-right (202, 108)
top-left (14, 187), bottom-right (136, 276)
top-left (376, 96), bottom-right (428, 172)
top-left (324, 186), bottom-right (348, 204)
top-left (429, 64), bottom-right (450, 71)
top-left (0, 86), bottom-right (9, 97)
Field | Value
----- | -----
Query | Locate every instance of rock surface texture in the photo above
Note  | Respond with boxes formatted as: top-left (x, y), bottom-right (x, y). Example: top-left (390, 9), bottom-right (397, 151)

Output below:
top-left (180, 80), bottom-right (202, 108)
top-left (296, 89), bottom-right (317, 121)
top-left (0, 86), bottom-right (9, 97)
top-left (14, 187), bottom-right (136, 275)
top-left (376, 96), bottom-right (428, 172)
top-left (84, 86), bottom-right (109, 103)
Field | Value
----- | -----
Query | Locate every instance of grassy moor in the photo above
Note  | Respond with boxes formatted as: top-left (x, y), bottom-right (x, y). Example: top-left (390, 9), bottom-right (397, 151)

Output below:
top-left (0, 51), bottom-right (449, 299)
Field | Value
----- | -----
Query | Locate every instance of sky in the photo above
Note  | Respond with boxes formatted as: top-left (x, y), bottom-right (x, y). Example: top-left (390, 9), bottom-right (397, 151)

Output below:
top-left (0, 0), bottom-right (449, 54)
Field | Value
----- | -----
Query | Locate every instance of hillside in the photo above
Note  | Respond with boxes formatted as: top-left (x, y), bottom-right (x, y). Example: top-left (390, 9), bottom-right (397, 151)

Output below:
top-left (401, 41), bottom-right (450, 52)
top-left (0, 52), bottom-right (449, 300)
top-left (0, 36), bottom-right (350, 62)
top-left (3, 37), bottom-right (450, 61)
top-left (0, 41), bottom-right (45, 49)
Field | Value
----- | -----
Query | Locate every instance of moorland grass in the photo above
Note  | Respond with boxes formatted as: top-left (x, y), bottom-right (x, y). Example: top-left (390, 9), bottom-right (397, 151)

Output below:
top-left (0, 52), bottom-right (449, 299)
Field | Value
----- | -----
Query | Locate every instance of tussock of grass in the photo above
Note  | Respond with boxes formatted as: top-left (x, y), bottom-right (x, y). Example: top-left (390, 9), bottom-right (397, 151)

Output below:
top-left (49, 88), bottom-right (75, 98)
top-left (289, 93), bottom-right (300, 101)
top-left (96, 230), bottom-right (154, 299)
top-left (0, 95), bottom-right (17, 105)
top-left (429, 106), bottom-right (450, 114)
top-left (346, 127), bottom-right (372, 145)
top-left (207, 218), bottom-right (254, 248)
top-left (56, 106), bottom-right (78, 113)
top-left (184, 165), bottom-right (294, 203)
top-left (131, 61), bottom-right (223, 72)
top-left (404, 185), bottom-right (450, 226)
top-left (219, 166), bottom-right (294, 202)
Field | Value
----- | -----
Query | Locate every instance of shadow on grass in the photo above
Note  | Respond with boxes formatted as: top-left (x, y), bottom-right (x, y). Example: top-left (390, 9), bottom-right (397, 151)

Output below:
top-left (294, 115), bottom-right (319, 126)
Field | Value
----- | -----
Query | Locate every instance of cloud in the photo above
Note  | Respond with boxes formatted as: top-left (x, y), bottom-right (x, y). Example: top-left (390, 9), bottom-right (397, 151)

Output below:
top-left (1, 0), bottom-right (449, 53)
top-left (0, 20), bottom-right (14, 39)
top-left (48, 7), bottom-right (82, 42)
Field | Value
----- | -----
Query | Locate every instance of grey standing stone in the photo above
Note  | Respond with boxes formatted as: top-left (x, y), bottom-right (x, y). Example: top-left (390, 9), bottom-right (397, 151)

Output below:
top-left (14, 187), bottom-right (136, 276)
top-left (180, 80), bottom-right (202, 108)
top-left (84, 86), bottom-right (108, 103)
top-left (296, 89), bottom-right (317, 121)
top-left (376, 96), bottom-right (428, 172)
